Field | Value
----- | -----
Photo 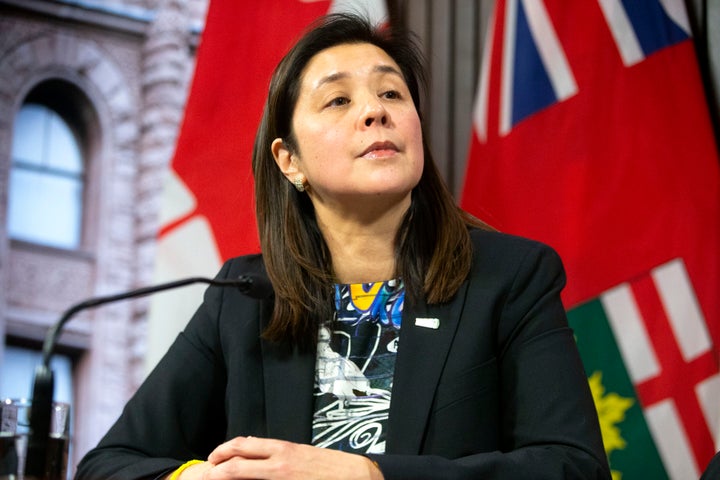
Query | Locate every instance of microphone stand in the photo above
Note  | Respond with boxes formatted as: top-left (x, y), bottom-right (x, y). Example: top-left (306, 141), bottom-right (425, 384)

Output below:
top-left (25, 275), bottom-right (267, 478)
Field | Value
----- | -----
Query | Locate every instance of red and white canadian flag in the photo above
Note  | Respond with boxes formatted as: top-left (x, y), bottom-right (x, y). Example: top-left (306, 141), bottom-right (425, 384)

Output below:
top-left (461, 0), bottom-right (720, 478)
top-left (147, 0), bottom-right (388, 369)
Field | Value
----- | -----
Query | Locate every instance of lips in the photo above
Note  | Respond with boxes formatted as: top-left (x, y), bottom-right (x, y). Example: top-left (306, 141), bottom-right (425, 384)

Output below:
top-left (360, 141), bottom-right (399, 158)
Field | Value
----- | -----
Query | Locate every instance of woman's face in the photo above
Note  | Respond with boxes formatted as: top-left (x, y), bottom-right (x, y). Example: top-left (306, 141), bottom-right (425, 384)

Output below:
top-left (272, 42), bottom-right (424, 214)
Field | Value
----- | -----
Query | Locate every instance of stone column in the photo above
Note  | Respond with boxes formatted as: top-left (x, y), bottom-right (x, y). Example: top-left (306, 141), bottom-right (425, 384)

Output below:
top-left (131, 0), bottom-right (196, 389)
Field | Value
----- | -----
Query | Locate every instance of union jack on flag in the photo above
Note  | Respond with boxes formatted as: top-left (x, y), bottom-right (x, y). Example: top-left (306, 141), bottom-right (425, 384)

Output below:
top-left (473, 0), bottom-right (692, 141)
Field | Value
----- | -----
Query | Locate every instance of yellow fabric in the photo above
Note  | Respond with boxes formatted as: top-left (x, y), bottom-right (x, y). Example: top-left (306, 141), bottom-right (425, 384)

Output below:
top-left (169, 460), bottom-right (203, 480)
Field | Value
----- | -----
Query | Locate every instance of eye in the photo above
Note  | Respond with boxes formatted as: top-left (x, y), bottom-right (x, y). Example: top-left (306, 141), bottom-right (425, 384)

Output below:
top-left (326, 96), bottom-right (350, 107)
top-left (381, 90), bottom-right (402, 100)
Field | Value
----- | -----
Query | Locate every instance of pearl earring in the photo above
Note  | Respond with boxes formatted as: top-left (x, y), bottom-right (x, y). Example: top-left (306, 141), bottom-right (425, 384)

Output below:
top-left (293, 176), bottom-right (306, 192)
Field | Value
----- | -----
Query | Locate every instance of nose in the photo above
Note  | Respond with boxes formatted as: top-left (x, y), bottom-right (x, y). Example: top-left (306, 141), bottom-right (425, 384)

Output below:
top-left (360, 98), bottom-right (388, 128)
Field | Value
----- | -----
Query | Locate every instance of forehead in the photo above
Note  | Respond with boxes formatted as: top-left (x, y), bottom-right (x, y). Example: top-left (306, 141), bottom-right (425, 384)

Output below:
top-left (300, 42), bottom-right (403, 87)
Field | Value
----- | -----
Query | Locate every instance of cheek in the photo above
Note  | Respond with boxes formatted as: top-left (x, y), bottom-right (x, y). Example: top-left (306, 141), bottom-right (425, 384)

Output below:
top-left (296, 127), bottom-right (346, 174)
top-left (407, 121), bottom-right (425, 169)
top-left (293, 119), bottom-right (324, 151)
top-left (400, 109), bottom-right (423, 146)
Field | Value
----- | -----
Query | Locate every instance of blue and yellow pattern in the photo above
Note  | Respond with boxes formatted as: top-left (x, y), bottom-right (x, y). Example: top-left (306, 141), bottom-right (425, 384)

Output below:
top-left (312, 279), bottom-right (405, 453)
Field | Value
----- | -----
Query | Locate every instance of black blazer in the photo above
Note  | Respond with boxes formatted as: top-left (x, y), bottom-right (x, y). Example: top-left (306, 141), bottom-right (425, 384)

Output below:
top-left (75, 229), bottom-right (610, 480)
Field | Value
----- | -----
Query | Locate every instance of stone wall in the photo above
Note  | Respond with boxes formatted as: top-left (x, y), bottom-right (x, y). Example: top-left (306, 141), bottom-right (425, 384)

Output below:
top-left (0, 0), bottom-right (206, 467)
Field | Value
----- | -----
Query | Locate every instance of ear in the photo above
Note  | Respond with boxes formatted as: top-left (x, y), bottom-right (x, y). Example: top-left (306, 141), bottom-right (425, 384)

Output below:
top-left (271, 138), bottom-right (300, 181)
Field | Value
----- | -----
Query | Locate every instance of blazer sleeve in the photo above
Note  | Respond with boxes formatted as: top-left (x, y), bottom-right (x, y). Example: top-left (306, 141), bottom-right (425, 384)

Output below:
top-left (371, 238), bottom-right (611, 479)
top-left (74, 260), bottom-right (242, 480)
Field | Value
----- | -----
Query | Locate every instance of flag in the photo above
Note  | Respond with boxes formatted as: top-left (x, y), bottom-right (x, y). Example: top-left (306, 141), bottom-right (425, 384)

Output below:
top-left (568, 260), bottom-right (718, 479)
top-left (147, 0), bottom-right (388, 370)
top-left (461, 0), bottom-right (720, 478)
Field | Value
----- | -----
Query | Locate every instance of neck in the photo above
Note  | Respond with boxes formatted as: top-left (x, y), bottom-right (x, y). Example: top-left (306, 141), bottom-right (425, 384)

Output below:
top-left (314, 197), bottom-right (409, 284)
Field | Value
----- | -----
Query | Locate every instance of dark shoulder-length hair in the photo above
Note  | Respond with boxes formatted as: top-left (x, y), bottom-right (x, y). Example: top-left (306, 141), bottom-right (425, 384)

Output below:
top-left (253, 13), bottom-right (491, 346)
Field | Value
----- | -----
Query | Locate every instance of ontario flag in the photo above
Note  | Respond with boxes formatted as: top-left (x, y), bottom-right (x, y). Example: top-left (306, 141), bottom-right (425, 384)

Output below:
top-left (461, 1), bottom-right (720, 479)
top-left (146, 0), bottom-right (388, 369)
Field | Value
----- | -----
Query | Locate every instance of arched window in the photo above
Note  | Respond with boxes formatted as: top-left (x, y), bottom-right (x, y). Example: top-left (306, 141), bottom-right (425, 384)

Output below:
top-left (7, 102), bottom-right (85, 249)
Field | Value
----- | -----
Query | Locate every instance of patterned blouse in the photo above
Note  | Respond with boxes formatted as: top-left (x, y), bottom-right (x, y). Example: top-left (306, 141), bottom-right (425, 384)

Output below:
top-left (311, 279), bottom-right (405, 454)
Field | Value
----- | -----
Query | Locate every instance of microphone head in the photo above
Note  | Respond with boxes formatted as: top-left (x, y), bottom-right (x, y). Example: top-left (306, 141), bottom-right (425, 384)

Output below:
top-left (237, 273), bottom-right (273, 299)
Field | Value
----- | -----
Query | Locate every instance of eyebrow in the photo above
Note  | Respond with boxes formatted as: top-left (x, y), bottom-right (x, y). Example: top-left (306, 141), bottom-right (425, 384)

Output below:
top-left (314, 64), bottom-right (404, 90)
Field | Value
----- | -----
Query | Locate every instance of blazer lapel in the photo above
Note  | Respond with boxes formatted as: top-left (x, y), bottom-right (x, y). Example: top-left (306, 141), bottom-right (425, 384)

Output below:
top-left (386, 283), bottom-right (469, 454)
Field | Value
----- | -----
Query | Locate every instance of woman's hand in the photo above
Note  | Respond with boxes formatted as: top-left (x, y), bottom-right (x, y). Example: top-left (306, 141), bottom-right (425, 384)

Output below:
top-left (174, 436), bottom-right (384, 480)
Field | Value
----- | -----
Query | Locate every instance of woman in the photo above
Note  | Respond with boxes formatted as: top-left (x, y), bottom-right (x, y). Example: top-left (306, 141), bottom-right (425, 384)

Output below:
top-left (75, 13), bottom-right (610, 480)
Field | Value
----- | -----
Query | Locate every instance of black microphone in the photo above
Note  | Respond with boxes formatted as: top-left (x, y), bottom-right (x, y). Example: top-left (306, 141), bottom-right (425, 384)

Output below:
top-left (25, 273), bottom-right (272, 478)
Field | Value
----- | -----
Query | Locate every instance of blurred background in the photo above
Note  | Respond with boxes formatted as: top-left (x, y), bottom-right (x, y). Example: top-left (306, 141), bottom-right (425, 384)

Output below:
top-left (0, 0), bottom-right (718, 477)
